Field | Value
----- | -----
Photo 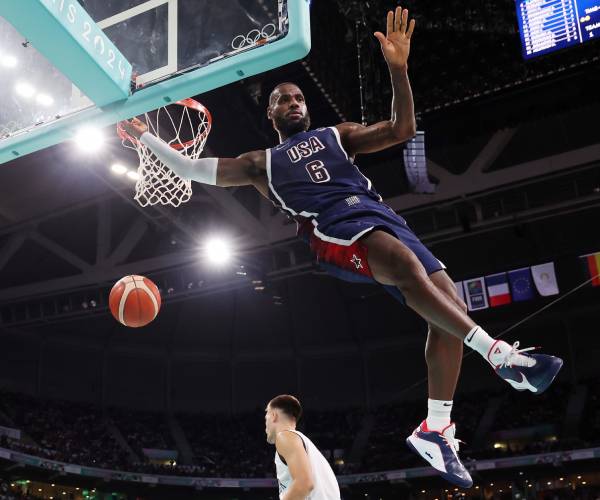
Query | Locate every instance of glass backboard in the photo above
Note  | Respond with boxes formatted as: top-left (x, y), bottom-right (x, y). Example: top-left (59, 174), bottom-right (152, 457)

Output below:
top-left (0, 0), bottom-right (310, 163)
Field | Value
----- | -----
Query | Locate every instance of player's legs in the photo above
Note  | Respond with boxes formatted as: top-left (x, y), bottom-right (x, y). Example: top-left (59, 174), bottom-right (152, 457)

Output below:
top-left (369, 236), bottom-right (472, 487)
top-left (363, 228), bottom-right (561, 394)
top-left (336, 227), bottom-right (561, 488)
top-left (362, 230), bottom-right (475, 339)
top-left (426, 270), bottom-right (465, 401)
top-left (309, 222), bottom-right (562, 400)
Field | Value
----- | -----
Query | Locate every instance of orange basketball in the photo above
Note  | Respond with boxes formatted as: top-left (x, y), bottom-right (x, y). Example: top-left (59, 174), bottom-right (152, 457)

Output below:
top-left (109, 275), bottom-right (161, 327)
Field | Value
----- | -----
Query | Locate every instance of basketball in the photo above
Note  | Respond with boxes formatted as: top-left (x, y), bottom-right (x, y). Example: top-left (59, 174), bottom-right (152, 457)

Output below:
top-left (109, 275), bottom-right (161, 328)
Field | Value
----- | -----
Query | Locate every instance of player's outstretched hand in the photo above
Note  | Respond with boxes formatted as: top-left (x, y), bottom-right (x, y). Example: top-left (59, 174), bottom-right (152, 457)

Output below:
top-left (374, 6), bottom-right (415, 71)
top-left (120, 117), bottom-right (148, 139)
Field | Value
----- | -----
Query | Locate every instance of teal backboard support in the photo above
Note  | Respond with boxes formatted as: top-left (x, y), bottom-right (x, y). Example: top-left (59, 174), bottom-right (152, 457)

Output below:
top-left (1, 0), bottom-right (133, 106)
top-left (0, 0), bottom-right (311, 164)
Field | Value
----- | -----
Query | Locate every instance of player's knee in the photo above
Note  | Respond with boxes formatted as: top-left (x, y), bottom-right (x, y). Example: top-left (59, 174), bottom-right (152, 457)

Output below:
top-left (437, 279), bottom-right (468, 314)
top-left (446, 290), bottom-right (467, 314)
top-left (388, 253), bottom-right (428, 293)
top-left (454, 296), bottom-right (468, 314)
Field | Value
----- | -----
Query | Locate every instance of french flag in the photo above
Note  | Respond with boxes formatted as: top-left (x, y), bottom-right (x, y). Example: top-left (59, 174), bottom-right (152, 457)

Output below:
top-left (485, 272), bottom-right (512, 307)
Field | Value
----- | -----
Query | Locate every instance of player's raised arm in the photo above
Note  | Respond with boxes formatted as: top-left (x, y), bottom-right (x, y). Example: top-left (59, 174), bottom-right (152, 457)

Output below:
top-left (275, 431), bottom-right (314, 500)
top-left (119, 118), bottom-right (264, 188)
top-left (337, 6), bottom-right (417, 157)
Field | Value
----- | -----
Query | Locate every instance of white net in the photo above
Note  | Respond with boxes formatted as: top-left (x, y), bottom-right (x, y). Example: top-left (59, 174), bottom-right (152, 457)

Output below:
top-left (120, 99), bottom-right (211, 207)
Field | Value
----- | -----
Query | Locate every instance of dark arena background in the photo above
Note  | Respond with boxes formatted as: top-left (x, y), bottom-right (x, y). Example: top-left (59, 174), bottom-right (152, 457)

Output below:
top-left (1, 0), bottom-right (600, 499)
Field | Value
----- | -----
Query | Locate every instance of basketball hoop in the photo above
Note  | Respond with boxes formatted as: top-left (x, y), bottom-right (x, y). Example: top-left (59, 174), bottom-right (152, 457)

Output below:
top-left (117, 98), bottom-right (212, 208)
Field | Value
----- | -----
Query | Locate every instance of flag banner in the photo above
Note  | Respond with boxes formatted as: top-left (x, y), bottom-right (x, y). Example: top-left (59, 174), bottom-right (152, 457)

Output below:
top-left (579, 252), bottom-right (600, 287)
top-left (454, 281), bottom-right (465, 303)
top-left (485, 272), bottom-right (512, 307)
top-left (508, 268), bottom-right (536, 301)
top-left (531, 262), bottom-right (560, 296)
top-left (464, 277), bottom-right (489, 311)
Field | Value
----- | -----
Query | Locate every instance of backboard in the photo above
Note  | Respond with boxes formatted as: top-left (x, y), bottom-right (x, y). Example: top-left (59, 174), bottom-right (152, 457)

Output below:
top-left (0, 0), bottom-right (310, 163)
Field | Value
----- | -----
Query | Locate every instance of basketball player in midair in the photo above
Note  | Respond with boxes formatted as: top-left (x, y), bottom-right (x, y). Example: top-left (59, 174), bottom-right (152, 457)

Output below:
top-left (265, 395), bottom-right (340, 500)
top-left (121, 7), bottom-right (563, 488)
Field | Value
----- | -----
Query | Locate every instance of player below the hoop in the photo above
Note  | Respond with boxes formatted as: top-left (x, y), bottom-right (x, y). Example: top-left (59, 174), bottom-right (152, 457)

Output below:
top-left (120, 6), bottom-right (563, 488)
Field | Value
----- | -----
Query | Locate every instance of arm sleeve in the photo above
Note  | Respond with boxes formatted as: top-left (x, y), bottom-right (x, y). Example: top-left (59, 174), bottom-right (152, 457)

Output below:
top-left (140, 132), bottom-right (218, 185)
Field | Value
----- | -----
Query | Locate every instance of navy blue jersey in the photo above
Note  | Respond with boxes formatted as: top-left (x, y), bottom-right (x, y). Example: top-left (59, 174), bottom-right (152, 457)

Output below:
top-left (266, 127), bottom-right (383, 221)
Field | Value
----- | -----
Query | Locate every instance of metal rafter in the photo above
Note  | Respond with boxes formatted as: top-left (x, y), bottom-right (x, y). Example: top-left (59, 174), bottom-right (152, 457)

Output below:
top-left (105, 217), bottom-right (149, 266)
top-left (29, 231), bottom-right (93, 272)
top-left (0, 234), bottom-right (26, 272)
top-left (387, 142), bottom-right (600, 212)
top-left (0, 134), bottom-right (598, 303)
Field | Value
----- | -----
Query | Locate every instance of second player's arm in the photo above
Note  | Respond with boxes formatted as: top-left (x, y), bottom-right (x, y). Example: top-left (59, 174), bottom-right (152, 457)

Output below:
top-left (276, 431), bottom-right (314, 500)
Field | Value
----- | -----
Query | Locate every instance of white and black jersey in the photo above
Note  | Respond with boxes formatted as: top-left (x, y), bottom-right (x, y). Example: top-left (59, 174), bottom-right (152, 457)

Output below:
top-left (275, 430), bottom-right (340, 500)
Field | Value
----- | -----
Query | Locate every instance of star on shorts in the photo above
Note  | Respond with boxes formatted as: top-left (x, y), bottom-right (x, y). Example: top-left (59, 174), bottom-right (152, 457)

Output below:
top-left (351, 254), bottom-right (363, 270)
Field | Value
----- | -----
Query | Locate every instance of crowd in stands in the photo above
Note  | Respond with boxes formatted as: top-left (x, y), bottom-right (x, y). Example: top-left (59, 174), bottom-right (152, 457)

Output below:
top-left (177, 410), bottom-right (273, 478)
top-left (0, 393), bottom-right (128, 469)
top-left (0, 479), bottom-right (36, 500)
top-left (581, 376), bottom-right (600, 445)
top-left (110, 407), bottom-right (174, 455)
top-left (0, 376), bottom-right (599, 479)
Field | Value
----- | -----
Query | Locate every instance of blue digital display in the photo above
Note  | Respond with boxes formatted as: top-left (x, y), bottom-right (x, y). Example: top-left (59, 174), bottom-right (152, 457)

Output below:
top-left (516, 0), bottom-right (600, 59)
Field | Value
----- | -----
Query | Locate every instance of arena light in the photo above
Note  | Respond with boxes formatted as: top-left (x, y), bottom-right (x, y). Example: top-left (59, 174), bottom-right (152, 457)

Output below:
top-left (15, 81), bottom-right (35, 98)
top-left (36, 93), bottom-right (54, 107)
top-left (111, 163), bottom-right (128, 175)
top-left (126, 170), bottom-right (139, 181)
top-left (1, 55), bottom-right (17, 68)
top-left (74, 126), bottom-right (105, 153)
top-left (204, 237), bottom-right (232, 265)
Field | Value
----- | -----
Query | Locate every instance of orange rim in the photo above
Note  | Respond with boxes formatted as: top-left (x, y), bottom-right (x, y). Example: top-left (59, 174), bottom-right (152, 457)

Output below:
top-left (117, 98), bottom-right (212, 150)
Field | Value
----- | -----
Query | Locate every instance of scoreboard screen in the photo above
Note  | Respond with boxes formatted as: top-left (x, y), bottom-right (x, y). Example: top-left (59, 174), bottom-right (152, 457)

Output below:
top-left (516, 0), bottom-right (600, 59)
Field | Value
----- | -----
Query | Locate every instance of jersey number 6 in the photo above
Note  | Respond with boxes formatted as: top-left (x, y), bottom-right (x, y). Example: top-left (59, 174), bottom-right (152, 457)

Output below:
top-left (305, 160), bottom-right (331, 183)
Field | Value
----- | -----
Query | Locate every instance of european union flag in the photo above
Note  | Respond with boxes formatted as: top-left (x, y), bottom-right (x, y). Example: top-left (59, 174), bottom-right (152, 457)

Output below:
top-left (508, 268), bottom-right (536, 302)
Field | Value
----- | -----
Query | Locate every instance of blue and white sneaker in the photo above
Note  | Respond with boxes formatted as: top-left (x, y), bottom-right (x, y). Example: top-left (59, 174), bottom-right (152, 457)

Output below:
top-left (406, 421), bottom-right (473, 488)
top-left (488, 341), bottom-right (563, 394)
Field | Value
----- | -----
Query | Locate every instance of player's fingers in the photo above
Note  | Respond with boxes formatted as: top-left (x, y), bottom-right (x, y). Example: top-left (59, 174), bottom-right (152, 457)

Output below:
top-left (386, 10), bottom-right (393, 38)
top-left (400, 8), bottom-right (409, 34)
top-left (374, 31), bottom-right (387, 46)
top-left (395, 6), bottom-right (403, 33)
top-left (406, 18), bottom-right (416, 38)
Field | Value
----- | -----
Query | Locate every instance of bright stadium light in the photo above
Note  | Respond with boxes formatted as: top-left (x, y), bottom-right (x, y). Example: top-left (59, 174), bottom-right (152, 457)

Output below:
top-left (1, 55), bottom-right (17, 68)
top-left (204, 237), bottom-right (232, 265)
top-left (126, 170), bottom-right (139, 181)
top-left (74, 126), bottom-right (105, 153)
top-left (111, 163), bottom-right (128, 175)
top-left (15, 81), bottom-right (35, 98)
top-left (36, 93), bottom-right (54, 107)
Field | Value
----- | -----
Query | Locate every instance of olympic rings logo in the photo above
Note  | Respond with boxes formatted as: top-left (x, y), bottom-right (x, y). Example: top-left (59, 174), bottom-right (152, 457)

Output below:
top-left (231, 23), bottom-right (277, 50)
